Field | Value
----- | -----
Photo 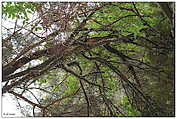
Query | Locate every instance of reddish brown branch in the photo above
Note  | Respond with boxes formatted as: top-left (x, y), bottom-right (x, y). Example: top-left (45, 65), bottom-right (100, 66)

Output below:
top-left (9, 87), bottom-right (80, 115)
top-left (9, 91), bottom-right (44, 109)
top-left (43, 87), bottom-right (80, 109)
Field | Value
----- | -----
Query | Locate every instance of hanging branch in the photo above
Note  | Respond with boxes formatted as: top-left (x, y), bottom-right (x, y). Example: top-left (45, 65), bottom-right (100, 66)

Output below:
top-left (62, 64), bottom-right (111, 90)
top-left (67, 60), bottom-right (90, 116)
top-left (79, 80), bottom-right (90, 116)
top-left (81, 54), bottom-right (153, 105)
top-left (95, 62), bottom-right (114, 116)
top-left (104, 44), bottom-right (141, 88)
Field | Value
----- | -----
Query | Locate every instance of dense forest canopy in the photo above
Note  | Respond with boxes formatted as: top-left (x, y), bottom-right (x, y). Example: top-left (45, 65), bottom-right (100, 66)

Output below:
top-left (2, 2), bottom-right (175, 117)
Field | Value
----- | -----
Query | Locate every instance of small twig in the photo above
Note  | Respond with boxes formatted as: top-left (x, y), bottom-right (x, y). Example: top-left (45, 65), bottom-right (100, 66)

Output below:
top-left (33, 105), bottom-right (36, 117)
top-left (105, 14), bottom-right (149, 27)
top-left (26, 89), bottom-right (41, 105)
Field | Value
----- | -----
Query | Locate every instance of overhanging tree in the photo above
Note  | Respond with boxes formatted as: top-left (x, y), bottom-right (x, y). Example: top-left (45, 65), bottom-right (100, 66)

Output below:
top-left (2, 2), bottom-right (175, 117)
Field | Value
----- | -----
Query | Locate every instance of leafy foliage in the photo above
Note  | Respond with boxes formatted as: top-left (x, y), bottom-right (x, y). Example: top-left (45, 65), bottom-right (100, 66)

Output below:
top-left (2, 2), bottom-right (36, 19)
